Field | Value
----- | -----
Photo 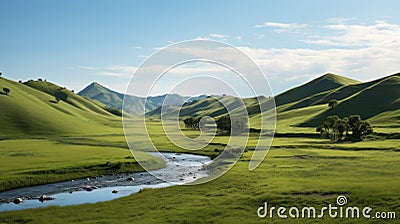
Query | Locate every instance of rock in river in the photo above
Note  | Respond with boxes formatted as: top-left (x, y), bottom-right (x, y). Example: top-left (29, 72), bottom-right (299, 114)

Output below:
top-left (39, 195), bottom-right (55, 202)
top-left (126, 177), bottom-right (134, 182)
top-left (13, 198), bottom-right (23, 204)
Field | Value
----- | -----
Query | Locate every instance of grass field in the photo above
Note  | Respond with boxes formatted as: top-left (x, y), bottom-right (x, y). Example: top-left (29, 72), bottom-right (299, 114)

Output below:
top-left (0, 137), bottom-right (165, 192)
top-left (0, 118), bottom-right (399, 223)
top-left (0, 132), bottom-right (399, 223)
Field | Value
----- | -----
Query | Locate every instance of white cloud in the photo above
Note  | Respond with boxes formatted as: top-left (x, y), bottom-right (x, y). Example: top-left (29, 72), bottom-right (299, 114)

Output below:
top-left (194, 36), bottom-right (210, 40)
top-left (79, 65), bottom-right (137, 78)
top-left (241, 20), bottom-right (400, 88)
top-left (254, 22), bottom-right (308, 33)
top-left (209, 33), bottom-right (229, 39)
top-left (305, 20), bottom-right (400, 48)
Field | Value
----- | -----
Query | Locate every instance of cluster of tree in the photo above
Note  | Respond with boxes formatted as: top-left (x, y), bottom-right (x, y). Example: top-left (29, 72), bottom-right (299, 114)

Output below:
top-left (184, 115), bottom-right (248, 136)
top-left (316, 114), bottom-right (373, 142)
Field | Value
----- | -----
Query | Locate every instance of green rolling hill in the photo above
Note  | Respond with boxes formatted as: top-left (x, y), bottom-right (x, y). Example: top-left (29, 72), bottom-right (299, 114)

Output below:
top-left (1, 72), bottom-right (398, 138)
top-left (301, 74), bottom-right (400, 126)
top-left (0, 78), bottom-right (120, 138)
top-left (274, 73), bottom-right (361, 106)
top-left (145, 73), bottom-right (400, 133)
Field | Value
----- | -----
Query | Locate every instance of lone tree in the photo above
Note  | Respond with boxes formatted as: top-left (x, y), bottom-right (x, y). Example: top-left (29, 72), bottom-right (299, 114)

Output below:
top-left (328, 99), bottom-right (338, 108)
top-left (3, 87), bottom-right (10, 95)
top-left (316, 114), bottom-right (372, 142)
top-left (0, 72), bottom-right (2, 77)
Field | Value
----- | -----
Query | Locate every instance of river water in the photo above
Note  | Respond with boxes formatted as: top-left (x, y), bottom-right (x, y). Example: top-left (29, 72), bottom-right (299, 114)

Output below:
top-left (0, 152), bottom-right (210, 212)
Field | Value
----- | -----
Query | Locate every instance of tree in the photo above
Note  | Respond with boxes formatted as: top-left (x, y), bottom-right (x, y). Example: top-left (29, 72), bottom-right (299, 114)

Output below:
top-left (328, 99), bottom-right (338, 108)
top-left (216, 115), bottom-right (231, 133)
top-left (348, 115), bottom-right (373, 141)
top-left (3, 87), bottom-right (10, 95)
top-left (216, 115), bottom-right (248, 135)
top-left (183, 117), bottom-right (200, 129)
top-left (317, 114), bottom-right (372, 142)
top-left (54, 91), bottom-right (68, 103)
top-left (316, 115), bottom-right (337, 140)
top-left (184, 117), bottom-right (194, 129)
top-left (0, 72), bottom-right (2, 77)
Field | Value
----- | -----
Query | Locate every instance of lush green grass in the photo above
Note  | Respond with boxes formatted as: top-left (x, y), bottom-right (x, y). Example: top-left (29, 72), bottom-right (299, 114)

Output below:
top-left (0, 139), bottom-right (165, 191)
top-left (147, 73), bottom-right (400, 137)
top-left (78, 82), bottom-right (125, 111)
top-left (301, 75), bottom-right (400, 126)
top-left (274, 73), bottom-right (361, 106)
top-left (1, 136), bottom-right (399, 223)
top-left (0, 78), bottom-right (120, 138)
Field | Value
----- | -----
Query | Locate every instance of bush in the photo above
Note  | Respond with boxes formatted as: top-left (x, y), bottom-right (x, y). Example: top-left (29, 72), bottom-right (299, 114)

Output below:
top-left (3, 87), bottom-right (10, 95)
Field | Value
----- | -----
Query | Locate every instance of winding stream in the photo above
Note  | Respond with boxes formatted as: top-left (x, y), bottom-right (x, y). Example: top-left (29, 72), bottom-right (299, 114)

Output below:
top-left (0, 152), bottom-right (211, 212)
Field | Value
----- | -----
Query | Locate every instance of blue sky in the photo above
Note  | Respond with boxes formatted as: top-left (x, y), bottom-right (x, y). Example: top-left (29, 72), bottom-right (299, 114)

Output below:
top-left (1, 0), bottom-right (399, 96)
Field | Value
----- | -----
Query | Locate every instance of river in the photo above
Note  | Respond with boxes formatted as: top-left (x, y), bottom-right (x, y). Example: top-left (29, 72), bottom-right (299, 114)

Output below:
top-left (0, 152), bottom-right (211, 212)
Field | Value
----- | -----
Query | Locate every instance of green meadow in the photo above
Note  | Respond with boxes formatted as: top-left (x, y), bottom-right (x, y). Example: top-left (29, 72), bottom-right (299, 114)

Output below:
top-left (0, 74), bottom-right (399, 223)
top-left (0, 132), bottom-right (399, 223)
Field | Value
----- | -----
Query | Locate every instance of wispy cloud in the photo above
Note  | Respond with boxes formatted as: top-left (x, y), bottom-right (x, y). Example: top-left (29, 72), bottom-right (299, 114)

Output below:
top-left (242, 20), bottom-right (400, 87)
top-left (254, 22), bottom-right (308, 33)
top-left (194, 36), bottom-right (210, 40)
top-left (209, 33), bottom-right (229, 39)
top-left (78, 65), bottom-right (137, 78)
top-left (304, 20), bottom-right (400, 48)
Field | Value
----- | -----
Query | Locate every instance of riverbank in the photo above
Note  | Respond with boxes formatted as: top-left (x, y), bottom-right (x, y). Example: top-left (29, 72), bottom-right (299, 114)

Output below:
top-left (0, 139), bottom-right (166, 192)
top-left (0, 152), bottom-right (211, 212)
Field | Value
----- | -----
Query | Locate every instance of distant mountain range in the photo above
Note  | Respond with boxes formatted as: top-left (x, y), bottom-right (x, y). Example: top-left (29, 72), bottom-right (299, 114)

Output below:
top-left (78, 82), bottom-right (208, 115)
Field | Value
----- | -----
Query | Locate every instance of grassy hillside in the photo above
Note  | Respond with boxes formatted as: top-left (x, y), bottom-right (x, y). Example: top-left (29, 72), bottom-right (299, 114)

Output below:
top-left (301, 74), bottom-right (400, 127)
top-left (147, 73), bottom-right (360, 120)
top-left (78, 82), bottom-right (125, 110)
top-left (0, 78), bottom-right (120, 137)
top-left (274, 73), bottom-right (360, 106)
top-left (147, 73), bottom-right (399, 134)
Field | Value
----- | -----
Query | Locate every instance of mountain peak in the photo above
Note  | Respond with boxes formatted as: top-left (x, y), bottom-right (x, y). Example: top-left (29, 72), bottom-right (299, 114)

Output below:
top-left (275, 73), bottom-right (360, 106)
top-left (317, 73), bottom-right (360, 85)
